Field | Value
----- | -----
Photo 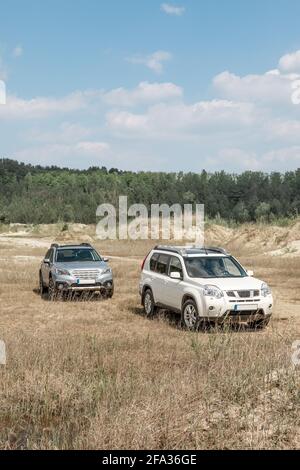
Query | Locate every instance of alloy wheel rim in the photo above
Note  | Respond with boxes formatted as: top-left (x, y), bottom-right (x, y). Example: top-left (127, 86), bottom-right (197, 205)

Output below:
top-left (184, 304), bottom-right (197, 328)
top-left (144, 293), bottom-right (152, 314)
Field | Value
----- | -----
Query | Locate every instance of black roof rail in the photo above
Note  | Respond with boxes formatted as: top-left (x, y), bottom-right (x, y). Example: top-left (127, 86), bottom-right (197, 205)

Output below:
top-left (51, 243), bottom-right (59, 248)
top-left (154, 245), bottom-right (183, 255)
top-left (205, 246), bottom-right (229, 255)
top-left (80, 243), bottom-right (92, 247)
top-left (154, 245), bottom-right (229, 256)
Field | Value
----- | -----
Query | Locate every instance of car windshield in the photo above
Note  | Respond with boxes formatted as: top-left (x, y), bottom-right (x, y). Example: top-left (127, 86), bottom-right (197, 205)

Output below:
top-left (56, 248), bottom-right (102, 263)
top-left (184, 256), bottom-right (247, 278)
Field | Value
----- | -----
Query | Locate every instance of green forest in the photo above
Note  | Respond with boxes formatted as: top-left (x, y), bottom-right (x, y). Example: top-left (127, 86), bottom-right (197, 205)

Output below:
top-left (0, 158), bottom-right (300, 224)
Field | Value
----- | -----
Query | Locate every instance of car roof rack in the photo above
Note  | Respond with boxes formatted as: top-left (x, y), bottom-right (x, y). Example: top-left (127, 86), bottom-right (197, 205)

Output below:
top-left (153, 245), bottom-right (183, 255)
top-left (50, 243), bottom-right (93, 249)
top-left (154, 245), bottom-right (229, 256)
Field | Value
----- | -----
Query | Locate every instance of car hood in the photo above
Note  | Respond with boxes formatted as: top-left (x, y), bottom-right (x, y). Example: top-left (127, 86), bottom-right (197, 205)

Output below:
top-left (192, 276), bottom-right (264, 291)
top-left (55, 261), bottom-right (108, 271)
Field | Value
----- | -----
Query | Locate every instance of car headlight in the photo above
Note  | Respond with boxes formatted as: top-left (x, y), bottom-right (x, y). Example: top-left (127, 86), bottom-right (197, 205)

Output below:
top-left (204, 285), bottom-right (224, 299)
top-left (101, 268), bottom-right (111, 275)
top-left (55, 268), bottom-right (70, 276)
top-left (261, 282), bottom-right (272, 297)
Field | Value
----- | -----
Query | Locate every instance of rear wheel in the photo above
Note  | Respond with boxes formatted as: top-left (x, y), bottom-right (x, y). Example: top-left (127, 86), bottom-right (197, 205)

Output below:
top-left (182, 299), bottom-right (200, 331)
top-left (143, 289), bottom-right (156, 317)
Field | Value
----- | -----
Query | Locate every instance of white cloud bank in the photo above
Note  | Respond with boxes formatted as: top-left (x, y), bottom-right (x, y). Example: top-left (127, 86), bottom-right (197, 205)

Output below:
top-left (103, 81), bottom-right (183, 107)
top-left (279, 50), bottom-right (300, 73)
top-left (2, 50), bottom-right (300, 171)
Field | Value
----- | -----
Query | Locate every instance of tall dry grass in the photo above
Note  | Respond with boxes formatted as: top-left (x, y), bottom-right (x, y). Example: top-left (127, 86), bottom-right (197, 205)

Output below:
top-left (0, 231), bottom-right (299, 449)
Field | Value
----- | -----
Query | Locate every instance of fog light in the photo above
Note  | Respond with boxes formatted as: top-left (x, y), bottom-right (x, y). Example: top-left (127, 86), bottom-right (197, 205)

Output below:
top-left (209, 306), bottom-right (215, 311)
top-left (58, 284), bottom-right (64, 290)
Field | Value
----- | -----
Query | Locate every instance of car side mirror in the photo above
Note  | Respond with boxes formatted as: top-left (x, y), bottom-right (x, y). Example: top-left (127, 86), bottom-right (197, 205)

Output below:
top-left (44, 258), bottom-right (50, 265)
top-left (103, 257), bottom-right (109, 263)
top-left (247, 270), bottom-right (254, 277)
top-left (170, 271), bottom-right (182, 280)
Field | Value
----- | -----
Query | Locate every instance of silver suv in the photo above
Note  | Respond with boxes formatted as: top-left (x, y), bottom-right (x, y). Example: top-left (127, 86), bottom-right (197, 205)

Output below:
top-left (140, 245), bottom-right (273, 330)
top-left (39, 243), bottom-right (114, 300)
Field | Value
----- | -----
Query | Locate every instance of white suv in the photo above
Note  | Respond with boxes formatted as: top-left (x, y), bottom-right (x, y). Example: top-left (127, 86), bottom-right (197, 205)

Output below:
top-left (139, 246), bottom-right (273, 330)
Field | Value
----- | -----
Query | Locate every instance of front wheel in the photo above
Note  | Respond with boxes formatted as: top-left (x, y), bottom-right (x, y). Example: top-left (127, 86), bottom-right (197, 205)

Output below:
top-left (48, 277), bottom-right (57, 301)
top-left (181, 299), bottom-right (200, 331)
top-left (143, 289), bottom-right (157, 317)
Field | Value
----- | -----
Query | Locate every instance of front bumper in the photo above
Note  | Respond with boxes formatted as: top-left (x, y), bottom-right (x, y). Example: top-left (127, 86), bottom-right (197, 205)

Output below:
top-left (53, 272), bottom-right (114, 293)
top-left (202, 294), bottom-right (273, 322)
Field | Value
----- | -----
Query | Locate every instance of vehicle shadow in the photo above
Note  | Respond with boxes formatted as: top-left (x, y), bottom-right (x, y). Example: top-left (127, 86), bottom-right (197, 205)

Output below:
top-left (132, 306), bottom-right (263, 334)
top-left (32, 288), bottom-right (111, 302)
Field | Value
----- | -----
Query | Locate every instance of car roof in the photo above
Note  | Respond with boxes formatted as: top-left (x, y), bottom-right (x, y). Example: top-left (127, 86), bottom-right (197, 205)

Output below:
top-left (51, 243), bottom-right (93, 250)
top-left (152, 245), bottom-right (229, 257)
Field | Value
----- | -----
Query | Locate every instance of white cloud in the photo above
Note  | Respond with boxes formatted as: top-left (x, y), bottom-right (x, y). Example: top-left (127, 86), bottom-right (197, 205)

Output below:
top-left (279, 50), bottom-right (300, 73)
top-left (160, 3), bottom-right (185, 16)
top-left (127, 50), bottom-right (172, 74)
top-left (213, 69), bottom-right (299, 104)
top-left (103, 81), bottom-right (182, 107)
top-left (0, 90), bottom-right (102, 119)
top-left (106, 100), bottom-right (256, 138)
top-left (12, 45), bottom-right (23, 58)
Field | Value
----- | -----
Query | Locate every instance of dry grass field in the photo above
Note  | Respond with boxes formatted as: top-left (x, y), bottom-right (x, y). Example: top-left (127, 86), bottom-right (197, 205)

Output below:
top-left (0, 223), bottom-right (299, 449)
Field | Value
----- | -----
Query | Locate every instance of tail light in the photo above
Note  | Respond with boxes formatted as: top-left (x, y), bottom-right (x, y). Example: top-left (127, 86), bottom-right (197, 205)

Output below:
top-left (141, 252), bottom-right (150, 270)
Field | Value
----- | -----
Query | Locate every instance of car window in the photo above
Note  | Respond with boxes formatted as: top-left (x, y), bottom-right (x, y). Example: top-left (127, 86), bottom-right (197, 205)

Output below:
top-left (169, 256), bottom-right (183, 277)
top-left (184, 256), bottom-right (247, 278)
top-left (150, 253), bottom-right (159, 271)
top-left (56, 248), bottom-right (101, 263)
top-left (156, 254), bottom-right (170, 275)
top-left (223, 257), bottom-right (242, 277)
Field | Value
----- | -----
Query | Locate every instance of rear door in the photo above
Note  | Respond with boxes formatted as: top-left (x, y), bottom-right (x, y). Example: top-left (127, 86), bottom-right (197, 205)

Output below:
top-left (151, 253), bottom-right (170, 304)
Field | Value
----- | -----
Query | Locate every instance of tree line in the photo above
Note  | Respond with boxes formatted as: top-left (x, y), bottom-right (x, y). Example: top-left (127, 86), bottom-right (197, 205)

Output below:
top-left (0, 158), bottom-right (300, 225)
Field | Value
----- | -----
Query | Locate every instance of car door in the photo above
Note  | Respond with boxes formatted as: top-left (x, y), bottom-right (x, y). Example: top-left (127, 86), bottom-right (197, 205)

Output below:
top-left (164, 256), bottom-right (184, 310)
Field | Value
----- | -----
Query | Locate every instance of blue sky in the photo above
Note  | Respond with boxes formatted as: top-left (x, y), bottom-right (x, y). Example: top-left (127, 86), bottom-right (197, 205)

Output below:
top-left (1, 0), bottom-right (300, 171)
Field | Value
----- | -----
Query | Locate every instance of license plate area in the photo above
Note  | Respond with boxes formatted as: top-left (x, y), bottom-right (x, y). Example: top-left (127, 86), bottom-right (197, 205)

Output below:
top-left (76, 279), bottom-right (96, 285)
top-left (234, 304), bottom-right (258, 311)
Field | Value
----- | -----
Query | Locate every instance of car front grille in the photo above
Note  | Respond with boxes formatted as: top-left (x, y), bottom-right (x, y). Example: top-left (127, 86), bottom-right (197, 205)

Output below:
top-left (227, 290), bottom-right (260, 299)
top-left (72, 270), bottom-right (100, 280)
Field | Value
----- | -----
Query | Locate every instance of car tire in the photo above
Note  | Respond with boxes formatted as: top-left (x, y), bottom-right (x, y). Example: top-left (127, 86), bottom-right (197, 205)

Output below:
top-left (48, 277), bottom-right (57, 301)
top-left (143, 289), bottom-right (157, 317)
top-left (39, 271), bottom-right (47, 296)
top-left (181, 299), bottom-right (200, 331)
